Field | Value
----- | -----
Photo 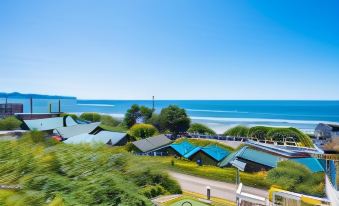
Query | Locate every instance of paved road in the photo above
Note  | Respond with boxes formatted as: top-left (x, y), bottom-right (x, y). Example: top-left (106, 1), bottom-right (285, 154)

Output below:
top-left (169, 171), bottom-right (268, 202)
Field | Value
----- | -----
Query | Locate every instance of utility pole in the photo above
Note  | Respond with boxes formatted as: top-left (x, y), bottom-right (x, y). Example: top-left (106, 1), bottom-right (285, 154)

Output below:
top-left (4, 95), bottom-right (7, 115)
top-left (152, 96), bottom-right (155, 112)
top-left (30, 96), bottom-right (33, 119)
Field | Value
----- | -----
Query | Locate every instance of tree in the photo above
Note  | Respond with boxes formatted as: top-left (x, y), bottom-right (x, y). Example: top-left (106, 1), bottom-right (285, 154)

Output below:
top-left (0, 116), bottom-right (22, 130)
top-left (146, 113), bottom-right (161, 130)
top-left (100, 115), bottom-right (121, 127)
top-left (223, 125), bottom-right (249, 137)
top-left (123, 104), bottom-right (153, 128)
top-left (79, 112), bottom-right (101, 122)
top-left (159, 105), bottom-right (190, 136)
top-left (188, 123), bottom-right (216, 135)
top-left (128, 123), bottom-right (158, 140)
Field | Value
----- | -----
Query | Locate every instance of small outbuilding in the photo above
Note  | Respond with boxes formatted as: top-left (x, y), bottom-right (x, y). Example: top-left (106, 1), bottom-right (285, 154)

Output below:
top-left (132, 134), bottom-right (173, 155)
top-left (184, 144), bottom-right (231, 166)
top-left (315, 123), bottom-right (339, 141)
top-left (235, 147), bottom-right (281, 172)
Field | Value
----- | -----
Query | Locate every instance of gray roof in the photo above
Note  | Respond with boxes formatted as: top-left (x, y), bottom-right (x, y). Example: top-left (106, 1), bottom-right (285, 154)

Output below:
top-left (132, 134), bottom-right (172, 153)
top-left (63, 131), bottom-right (126, 145)
top-left (55, 122), bottom-right (100, 138)
top-left (24, 116), bottom-right (77, 131)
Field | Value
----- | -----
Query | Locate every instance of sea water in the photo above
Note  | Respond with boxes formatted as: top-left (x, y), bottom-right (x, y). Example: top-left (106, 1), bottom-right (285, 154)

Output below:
top-left (2, 98), bottom-right (339, 134)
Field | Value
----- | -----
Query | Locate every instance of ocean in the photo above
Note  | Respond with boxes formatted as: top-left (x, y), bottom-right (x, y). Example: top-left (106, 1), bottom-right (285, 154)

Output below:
top-left (2, 98), bottom-right (339, 134)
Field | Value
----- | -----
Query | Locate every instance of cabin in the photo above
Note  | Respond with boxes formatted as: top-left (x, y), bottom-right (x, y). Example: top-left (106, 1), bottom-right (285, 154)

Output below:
top-left (219, 146), bottom-right (282, 172)
top-left (0, 103), bottom-right (23, 117)
top-left (184, 144), bottom-right (230, 166)
top-left (132, 134), bottom-right (172, 155)
top-left (315, 123), bottom-right (339, 141)
top-left (167, 141), bottom-right (197, 157)
top-left (63, 131), bottom-right (127, 146)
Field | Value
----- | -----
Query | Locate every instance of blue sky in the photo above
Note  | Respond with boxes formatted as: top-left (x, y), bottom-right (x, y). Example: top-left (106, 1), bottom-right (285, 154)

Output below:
top-left (0, 0), bottom-right (338, 100)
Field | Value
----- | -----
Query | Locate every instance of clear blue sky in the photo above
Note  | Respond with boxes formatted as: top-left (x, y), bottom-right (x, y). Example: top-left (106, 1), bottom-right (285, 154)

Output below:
top-left (0, 0), bottom-right (338, 100)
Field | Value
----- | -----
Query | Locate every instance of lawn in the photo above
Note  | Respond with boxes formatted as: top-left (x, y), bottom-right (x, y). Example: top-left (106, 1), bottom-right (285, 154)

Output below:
top-left (168, 198), bottom-right (208, 206)
top-left (161, 191), bottom-right (235, 206)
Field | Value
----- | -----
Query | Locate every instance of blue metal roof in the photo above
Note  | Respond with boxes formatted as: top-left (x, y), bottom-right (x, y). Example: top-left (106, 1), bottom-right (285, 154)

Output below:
top-left (291, 158), bottom-right (324, 173)
top-left (201, 145), bottom-right (230, 161)
top-left (238, 148), bottom-right (280, 168)
top-left (183, 144), bottom-right (230, 162)
top-left (183, 147), bottom-right (202, 159)
top-left (170, 141), bottom-right (197, 156)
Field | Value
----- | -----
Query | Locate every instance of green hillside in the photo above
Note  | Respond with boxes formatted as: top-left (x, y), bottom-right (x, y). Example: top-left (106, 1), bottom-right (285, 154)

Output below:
top-left (0, 131), bottom-right (181, 206)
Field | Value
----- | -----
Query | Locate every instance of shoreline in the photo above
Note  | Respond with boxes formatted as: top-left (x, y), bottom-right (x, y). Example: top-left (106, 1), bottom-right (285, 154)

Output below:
top-left (95, 112), bottom-right (325, 134)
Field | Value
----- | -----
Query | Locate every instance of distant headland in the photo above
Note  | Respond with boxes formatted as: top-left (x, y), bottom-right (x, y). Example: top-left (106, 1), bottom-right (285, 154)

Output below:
top-left (0, 92), bottom-right (76, 100)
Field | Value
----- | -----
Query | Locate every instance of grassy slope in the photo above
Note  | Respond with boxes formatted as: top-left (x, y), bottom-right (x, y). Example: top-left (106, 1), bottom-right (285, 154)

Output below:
top-left (99, 124), bottom-right (128, 133)
top-left (174, 138), bottom-right (237, 151)
top-left (0, 133), bottom-right (181, 206)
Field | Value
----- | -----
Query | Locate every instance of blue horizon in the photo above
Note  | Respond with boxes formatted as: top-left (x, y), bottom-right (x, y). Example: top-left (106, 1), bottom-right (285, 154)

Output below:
top-left (1, 0), bottom-right (338, 100)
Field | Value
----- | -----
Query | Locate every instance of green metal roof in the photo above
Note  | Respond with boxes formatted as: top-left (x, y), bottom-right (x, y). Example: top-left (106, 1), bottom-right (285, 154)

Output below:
top-left (170, 141), bottom-right (197, 156)
top-left (291, 158), bottom-right (324, 173)
top-left (218, 146), bottom-right (248, 167)
top-left (238, 148), bottom-right (280, 168)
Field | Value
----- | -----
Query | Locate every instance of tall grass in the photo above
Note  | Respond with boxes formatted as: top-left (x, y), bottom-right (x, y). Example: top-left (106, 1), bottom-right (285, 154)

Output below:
top-left (0, 131), bottom-right (181, 206)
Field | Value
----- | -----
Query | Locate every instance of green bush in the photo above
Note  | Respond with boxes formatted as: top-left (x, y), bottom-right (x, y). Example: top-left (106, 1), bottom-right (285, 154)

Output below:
top-left (266, 161), bottom-right (325, 197)
top-left (128, 123), bottom-right (158, 140)
top-left (19, 130), bottom-right (47, 144)
top-left (100, 115), bottom-right (121, 127)
top-left (0, 116), bottom-right (22, 130)
top-left (146, 113), bottom-right (161, 130)
top-left (223, 125), bottom-right (249, 137)
top-left (140, 185), bottom-right (165, 198)
top-left (79, 112), bottom-right (101, 122)
top-left (188, 123), bottom-right (216, 135)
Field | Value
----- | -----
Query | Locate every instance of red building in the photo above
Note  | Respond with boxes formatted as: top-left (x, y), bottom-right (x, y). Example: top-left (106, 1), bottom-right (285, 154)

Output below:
top-left (0, 103), bottom-right (23, 117)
